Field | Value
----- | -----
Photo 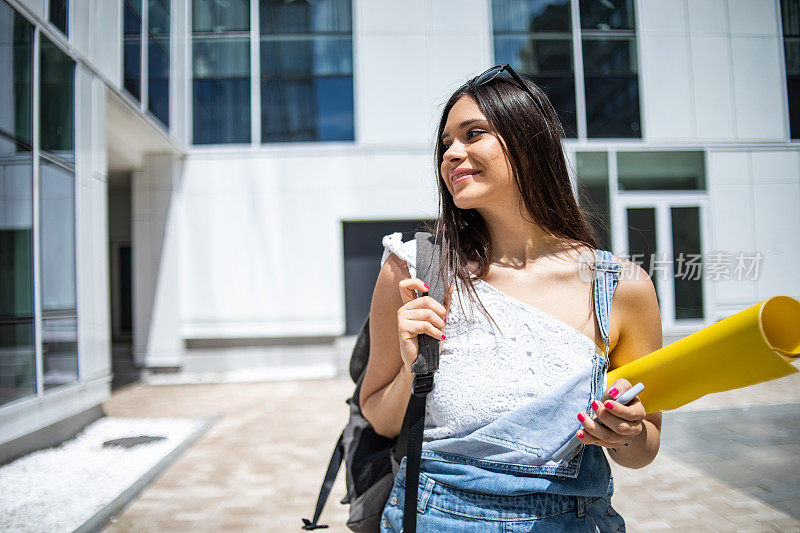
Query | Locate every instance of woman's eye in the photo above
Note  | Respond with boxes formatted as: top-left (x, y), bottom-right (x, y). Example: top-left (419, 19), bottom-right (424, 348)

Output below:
top-left (467, 129), bottom-right (487, 139)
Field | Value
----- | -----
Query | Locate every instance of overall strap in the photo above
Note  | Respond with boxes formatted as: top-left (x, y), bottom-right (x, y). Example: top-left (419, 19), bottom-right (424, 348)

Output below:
top-left (593, 249), bottom-right (622, 357)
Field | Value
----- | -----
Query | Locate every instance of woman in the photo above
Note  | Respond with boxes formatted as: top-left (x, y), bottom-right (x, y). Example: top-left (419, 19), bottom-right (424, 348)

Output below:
top-left (360, 65), bottom-right (663, 532)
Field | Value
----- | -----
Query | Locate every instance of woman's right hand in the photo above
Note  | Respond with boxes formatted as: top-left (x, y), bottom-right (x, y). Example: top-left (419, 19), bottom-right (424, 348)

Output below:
top-left (396, 278), bottom-right (448, 373)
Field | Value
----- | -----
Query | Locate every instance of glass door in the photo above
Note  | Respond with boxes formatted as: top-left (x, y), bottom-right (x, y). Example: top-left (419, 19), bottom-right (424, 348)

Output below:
top-left (614, 196), bottom-right (710, 330)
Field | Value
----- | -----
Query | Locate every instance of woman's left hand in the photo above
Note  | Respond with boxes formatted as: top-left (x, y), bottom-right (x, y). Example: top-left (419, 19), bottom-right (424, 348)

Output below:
top-left (575, 378), bottom-right (646, 449)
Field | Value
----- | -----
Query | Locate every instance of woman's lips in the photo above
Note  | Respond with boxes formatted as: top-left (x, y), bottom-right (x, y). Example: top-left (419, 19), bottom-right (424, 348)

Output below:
top-left (451, 171), bottom-right (479, 185)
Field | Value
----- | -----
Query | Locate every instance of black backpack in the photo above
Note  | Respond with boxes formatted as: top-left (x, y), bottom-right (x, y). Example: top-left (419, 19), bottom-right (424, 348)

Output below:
top-left (302, 232), bottom-right (446, 533)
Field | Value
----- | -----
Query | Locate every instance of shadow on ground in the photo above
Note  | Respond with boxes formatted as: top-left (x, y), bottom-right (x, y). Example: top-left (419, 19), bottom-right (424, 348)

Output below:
top-left (661, 403), bottom-right (800, 519)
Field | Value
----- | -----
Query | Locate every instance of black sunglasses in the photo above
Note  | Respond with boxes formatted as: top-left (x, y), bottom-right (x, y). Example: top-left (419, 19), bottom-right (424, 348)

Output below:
top-left (470, 64), bottom-right (541, 109)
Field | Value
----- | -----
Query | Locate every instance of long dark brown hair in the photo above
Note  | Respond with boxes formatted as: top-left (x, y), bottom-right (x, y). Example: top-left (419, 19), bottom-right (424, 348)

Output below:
top-left (427, 74), bottom-right (599, 323)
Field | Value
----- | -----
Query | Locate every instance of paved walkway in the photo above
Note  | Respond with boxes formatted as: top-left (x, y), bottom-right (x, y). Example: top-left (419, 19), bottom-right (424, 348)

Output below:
top-left (103, 370), bottom-right (800, 532)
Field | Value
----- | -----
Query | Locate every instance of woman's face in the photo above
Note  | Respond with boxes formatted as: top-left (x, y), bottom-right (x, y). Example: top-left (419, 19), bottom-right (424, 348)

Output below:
top-left (440, 95), bottom-right (517, 211)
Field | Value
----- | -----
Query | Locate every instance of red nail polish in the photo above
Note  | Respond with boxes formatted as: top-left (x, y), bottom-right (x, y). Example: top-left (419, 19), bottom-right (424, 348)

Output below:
top-left (592, 401), bottom-right (600, 411)
top-left (423, 283), bottom-right (430, 290)
top-left (605, 402), bottom-right (615, 410)
top-left (578, 413), bottom-right (586, 422)
top-left (441, 334), bottom-right (446, 340)
top-left (609, 388), bottom-right (619, 399)
top-left (578, 432), bottom-right (585, 439)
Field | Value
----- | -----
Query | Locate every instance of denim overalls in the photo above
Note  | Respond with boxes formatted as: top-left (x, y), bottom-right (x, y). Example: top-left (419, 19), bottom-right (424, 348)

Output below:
top-left (380, 250), bottom-right (625, 532)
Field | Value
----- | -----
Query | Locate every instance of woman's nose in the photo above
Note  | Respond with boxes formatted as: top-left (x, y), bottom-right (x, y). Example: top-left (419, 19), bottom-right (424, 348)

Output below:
top-left (444, 140), bottom-right (466, 163)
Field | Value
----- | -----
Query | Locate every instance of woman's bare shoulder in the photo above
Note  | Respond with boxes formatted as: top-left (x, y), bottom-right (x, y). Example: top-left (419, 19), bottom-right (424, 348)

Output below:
top-left (611, 256), bottom-right (656, 302)
top-left (608, 255), bottom-right (662, 366)
top-left (372, 253), bottom-right (411, 311)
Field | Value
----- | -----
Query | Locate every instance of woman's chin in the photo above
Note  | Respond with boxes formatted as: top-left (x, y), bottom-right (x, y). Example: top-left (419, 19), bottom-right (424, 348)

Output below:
top-left (452, 195), bottom-right (481, 211)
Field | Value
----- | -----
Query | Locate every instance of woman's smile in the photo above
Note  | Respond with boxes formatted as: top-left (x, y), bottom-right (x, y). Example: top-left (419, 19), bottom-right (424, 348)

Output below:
top-left (450, 168), bottom-right (481, 185)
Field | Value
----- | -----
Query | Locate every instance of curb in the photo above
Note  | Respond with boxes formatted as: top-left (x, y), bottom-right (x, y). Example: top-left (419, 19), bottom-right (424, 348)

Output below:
top-left (75, 416), bottom-right (220, 533)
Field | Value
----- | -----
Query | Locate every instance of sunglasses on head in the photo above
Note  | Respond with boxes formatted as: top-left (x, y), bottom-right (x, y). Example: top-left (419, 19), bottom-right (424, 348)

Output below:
top-left (470, 64), bottom-right (542, 110)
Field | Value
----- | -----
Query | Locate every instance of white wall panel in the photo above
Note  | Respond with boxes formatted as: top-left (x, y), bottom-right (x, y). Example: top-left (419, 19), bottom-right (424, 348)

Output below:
top-left (92, 77), bottom-right (107, 176)
top-left (180, 150), bottom-right (438, 338)
top-left (90, 0), bottom-right (122, 88)
top-left (751, 151), bottom-right (800, 300)
top-left (687, 0), bottom-right (727, 34)
top-left (132, 155), bottom-right (184, 366)
top-left (425, 31), bottom-right (492, 134)
top-left (690, 36), bottom-right (736, 140)
top-left (75, 65), bottom-right (93, 186)
top-left (428, 0), bottom-right (487, 34)
top-left (730, 36), bottom-right (786, 141)
top-left (355, 0), bottom-right (489, 145)
top-left (706, 151), bottom-right (757, 306)
top-left (70, 0), bottom-right (91, 58)
top-left (638, 0), bottom-right (687, 34)
top-left (752, 180), bottom-right (800, 300)
top-left (355, 34), bottom-right (429, 144)
top-left (356, 0), bottom-right (426, 35)
top-left (752, 151), bottom-right (800, 183)
top-left (75, 67), bottom-right (111, 380)
top-left (641, 35), bottom-right (695, 141)
top-left (76, 175), bottom-right (111, 380)
top-left (727, 0), bottom-right (779, 35)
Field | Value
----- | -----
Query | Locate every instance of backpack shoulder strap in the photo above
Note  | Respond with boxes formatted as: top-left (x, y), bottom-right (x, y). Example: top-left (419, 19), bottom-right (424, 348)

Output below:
top-left (401, 231), bottom-right (444, 533)
top-left (593, 249), bottom-right (622, 357)
top-left (410, 232), bottom-right (445, 375)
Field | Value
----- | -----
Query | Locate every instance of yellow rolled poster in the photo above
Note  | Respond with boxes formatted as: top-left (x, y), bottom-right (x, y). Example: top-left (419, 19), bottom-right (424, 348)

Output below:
top-left (606, 296), bottom-right (800, 413)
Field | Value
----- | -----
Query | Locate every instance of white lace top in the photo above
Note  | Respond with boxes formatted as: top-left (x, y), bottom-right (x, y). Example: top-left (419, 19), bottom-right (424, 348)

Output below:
top-left (380, 232), bottom-right (601, 442)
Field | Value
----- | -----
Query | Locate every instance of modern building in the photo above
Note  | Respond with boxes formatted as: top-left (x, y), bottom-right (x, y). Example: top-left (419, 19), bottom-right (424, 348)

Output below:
top-left (1, 0), bottom-right (798, 462)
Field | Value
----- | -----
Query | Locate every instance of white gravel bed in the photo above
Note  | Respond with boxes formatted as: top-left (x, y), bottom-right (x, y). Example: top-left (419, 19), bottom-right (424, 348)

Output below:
top-left (0, 417), bottom-right (208, 533)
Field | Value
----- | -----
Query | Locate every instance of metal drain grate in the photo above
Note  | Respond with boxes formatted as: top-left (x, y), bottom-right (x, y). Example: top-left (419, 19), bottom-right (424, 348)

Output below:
top-left (102, 435), bottom-right (167, 448)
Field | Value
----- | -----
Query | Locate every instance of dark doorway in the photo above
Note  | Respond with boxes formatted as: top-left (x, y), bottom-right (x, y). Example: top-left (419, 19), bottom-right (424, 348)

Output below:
top-left (108, 172), bottom-right (137, 390)
top-left (342, 220), bottom-right (433, 335)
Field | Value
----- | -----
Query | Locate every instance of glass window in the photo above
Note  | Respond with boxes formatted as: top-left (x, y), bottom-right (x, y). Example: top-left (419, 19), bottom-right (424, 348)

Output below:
top-left (575, 152), bottom-right (610, 249)
top-left (671, 207), bottom-right (703, 320)
top-left (39, 36), bottom-right (75, 163)
top-left (626, 207), bottom-right (657, 296)
top-left (193, 0), bottom-right (250, 32)
top-left (148, 0), bottom-right (170, 127)
top-left (259, 0), bottom-right (354, 142)
top-left (193, 37), bottom-right (251, 144)
top-left (492, 0), bottom-right (576, 137)
top-left (123, 0), bottom-right (142, 102)
top-left (617, 151), bottom-right (705, 191)
top-left (49, 0), bottom-right (68, 36)
top-left (579, 0), bottom-right (634, 31)
top-left (580, 0), bottom-right (640, 138)
top-left (0, 2), bottom-right (35, 407)
top-left (0, 155), bottom-right (36, 406)
top-left (781, 0), bottom-right (800, 139)
top-left (192, 0), bottom-right (251, 144)
top-left (0, 7), bottom-right (33, 150)
top-left (39, 158), bottom-right (78, 389)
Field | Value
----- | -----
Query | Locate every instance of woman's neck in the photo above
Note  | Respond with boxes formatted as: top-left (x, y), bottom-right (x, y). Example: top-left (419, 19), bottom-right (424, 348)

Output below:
top-left (477, 203), bottom-right (564, 268)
